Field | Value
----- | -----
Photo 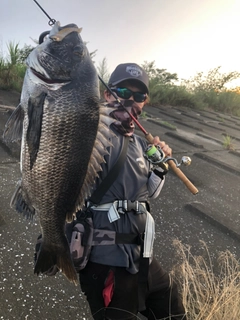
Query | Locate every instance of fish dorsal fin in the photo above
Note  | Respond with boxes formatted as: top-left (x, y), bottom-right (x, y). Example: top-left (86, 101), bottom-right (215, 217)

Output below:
top-left (72, 105), bottom-right (116, 214)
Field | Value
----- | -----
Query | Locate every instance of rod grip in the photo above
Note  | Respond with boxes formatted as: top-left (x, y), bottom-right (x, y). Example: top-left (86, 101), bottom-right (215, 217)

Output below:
top-left (145, 133), bottom-right (198, 195)
top-left (168, 160), bottom-right (198, 194)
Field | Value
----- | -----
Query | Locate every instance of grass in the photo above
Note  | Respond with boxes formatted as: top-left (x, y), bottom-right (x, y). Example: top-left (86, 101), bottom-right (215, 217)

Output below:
top-left (171, 240), bottom-right (240, 320)
top-left (222, 135), bottom-right (235, 150)
top-left (140, 111), bottom-right (148, 119)
top-left (160, 120), bottom-right (177, 129)
top-left (218, 116), bottom-right (225, 122)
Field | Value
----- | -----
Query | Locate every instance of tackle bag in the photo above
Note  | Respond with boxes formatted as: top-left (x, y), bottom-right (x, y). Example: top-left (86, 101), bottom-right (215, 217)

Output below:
top-left (65, 209), bottom-right (93, 272)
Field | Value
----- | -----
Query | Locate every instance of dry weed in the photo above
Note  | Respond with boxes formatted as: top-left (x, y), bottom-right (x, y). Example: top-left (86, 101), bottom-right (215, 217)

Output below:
top-left (171, 240), bottom-right (240, 320)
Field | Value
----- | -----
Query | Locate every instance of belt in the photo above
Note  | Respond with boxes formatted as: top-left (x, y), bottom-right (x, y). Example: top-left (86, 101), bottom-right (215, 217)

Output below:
top-left (90, 200), bottom-right (147, 221)
top-left (90, 200), bottom-right (155, 258)
top-left (92, 229), bottom-right (141, 246)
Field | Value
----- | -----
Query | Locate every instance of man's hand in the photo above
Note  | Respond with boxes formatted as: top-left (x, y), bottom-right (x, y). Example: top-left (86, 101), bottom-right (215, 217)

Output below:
top-left (152, 136), bottom-right (172, 157)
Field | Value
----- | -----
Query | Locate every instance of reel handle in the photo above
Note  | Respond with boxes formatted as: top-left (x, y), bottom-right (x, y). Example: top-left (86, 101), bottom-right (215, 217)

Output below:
top-left (145, 133), bottom-right (198, 195)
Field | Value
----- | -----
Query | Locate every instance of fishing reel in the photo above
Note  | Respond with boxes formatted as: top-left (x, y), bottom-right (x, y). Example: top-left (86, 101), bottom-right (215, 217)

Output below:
top-left (144, 144), bottom-right (192, 172)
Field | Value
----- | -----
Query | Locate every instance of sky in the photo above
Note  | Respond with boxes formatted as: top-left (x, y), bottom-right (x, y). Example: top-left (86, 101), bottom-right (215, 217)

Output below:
top-left (1, 0), bottom-right (240, 86)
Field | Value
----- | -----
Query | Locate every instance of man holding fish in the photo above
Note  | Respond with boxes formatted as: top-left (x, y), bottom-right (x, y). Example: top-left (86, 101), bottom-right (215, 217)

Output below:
top-left (78, 63), bottom-right (186, 320)
top-left (4, 21), bottom-right (186, 320)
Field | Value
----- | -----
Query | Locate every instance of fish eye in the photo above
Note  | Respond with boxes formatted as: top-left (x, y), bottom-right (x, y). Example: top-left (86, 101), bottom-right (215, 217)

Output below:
top-left (73, 45), bottom-right (84, 58)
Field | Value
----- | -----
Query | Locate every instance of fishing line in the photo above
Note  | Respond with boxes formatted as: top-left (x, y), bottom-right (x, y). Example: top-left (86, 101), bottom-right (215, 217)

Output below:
top-left (33, 0), bottom-right (56, 26)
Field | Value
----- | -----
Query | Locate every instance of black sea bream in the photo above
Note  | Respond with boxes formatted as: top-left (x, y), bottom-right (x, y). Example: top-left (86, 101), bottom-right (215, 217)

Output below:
top-left (4, 22), bottom-right (113, 284)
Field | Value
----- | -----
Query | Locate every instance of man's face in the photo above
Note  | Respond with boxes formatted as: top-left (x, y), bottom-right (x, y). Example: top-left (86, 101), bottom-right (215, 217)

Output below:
top-left (104, 82), bottom-right (148, 135)
top-left (104, 83), bottom-right (147, 110)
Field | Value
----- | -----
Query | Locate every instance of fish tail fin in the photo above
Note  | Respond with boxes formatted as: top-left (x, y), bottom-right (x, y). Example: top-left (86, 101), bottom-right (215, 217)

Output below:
top-left (34, 238), bottom-right (78, 285)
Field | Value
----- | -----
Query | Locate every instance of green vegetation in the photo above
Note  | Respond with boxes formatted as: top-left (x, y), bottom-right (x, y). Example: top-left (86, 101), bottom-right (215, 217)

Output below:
top-left (159, 120), bottom-right (176, 129)
top-left (142, 62), bottom-right (240, 117)
top-left (222, 135), bottom-right (235, 150)
top-left (140, 111), bottom-right (147, 119)
top-left (0, 42), bottom-right (33, 91)
top-left (218, 116), bottom-right (225, 122)
top-left (1, 42), bottom-right (240, 117)
top-left (172, 240), bottom-right (240, 320)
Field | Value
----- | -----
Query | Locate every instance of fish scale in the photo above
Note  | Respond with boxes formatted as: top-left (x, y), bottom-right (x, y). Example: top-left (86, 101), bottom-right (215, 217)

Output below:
top-left (3, 22), bottom-right (114, 284)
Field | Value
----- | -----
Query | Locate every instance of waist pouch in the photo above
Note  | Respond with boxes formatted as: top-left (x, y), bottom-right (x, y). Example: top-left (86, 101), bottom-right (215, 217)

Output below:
top-left (66, 210), bottom-right (93, 272)
top-left (65, 209), bottom-right (141, 272)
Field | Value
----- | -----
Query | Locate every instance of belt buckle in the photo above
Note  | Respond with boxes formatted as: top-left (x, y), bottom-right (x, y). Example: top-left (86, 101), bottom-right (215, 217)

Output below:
top-left (126, 200), bottom-right (139, 213)
top-left (117, 200), bottom-right (127, 214)
top-left (117, 200), bottom-right (142, 213)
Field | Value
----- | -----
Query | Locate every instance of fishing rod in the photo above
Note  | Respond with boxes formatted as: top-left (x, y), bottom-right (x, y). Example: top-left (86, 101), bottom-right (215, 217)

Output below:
top-left (32, 0), bottom-right (198, 195)
top-left (33, 0), bottom-right (56, 26)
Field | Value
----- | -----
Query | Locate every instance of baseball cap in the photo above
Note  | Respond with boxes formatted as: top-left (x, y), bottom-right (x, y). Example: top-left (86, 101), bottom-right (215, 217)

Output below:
top-left (108, 63), bottom-right (149, 94)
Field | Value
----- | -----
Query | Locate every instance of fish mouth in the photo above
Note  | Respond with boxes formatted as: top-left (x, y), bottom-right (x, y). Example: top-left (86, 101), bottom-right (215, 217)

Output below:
top-left (30, 67), bottom-right (70, 84)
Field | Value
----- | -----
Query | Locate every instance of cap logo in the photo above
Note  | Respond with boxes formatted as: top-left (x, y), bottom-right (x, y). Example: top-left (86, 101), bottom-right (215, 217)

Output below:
top-left (126, 65), bottom-right (142, 77)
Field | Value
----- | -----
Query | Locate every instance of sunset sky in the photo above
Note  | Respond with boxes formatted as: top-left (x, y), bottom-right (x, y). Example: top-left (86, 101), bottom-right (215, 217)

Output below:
top-left (1, 0), bottom-right (240, 86)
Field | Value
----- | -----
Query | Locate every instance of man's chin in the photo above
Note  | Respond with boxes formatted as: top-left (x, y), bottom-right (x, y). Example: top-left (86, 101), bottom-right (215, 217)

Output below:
top-left (123, 126), bottom-right (134, 136)
top-left (112, 123), bottom-right (135, 136)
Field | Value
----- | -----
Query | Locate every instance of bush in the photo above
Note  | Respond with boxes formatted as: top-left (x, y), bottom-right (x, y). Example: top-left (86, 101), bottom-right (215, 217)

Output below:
top-left (142, 62), bottom-right (240, 116)
top-left (0, 63), bottom-right (26, 91)
top-left (217, 91), bottom-right (240, 115)
top-left (150, 84), bottom-right (195, 107)
top-left (148, 82), bottom-right (240, 116)
top-left (0, 41), bottom-right (27, 92)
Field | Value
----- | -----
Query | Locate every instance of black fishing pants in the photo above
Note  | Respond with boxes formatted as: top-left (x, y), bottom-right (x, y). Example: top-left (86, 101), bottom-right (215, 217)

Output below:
top-left (79, 258), bottom-right (187, 320)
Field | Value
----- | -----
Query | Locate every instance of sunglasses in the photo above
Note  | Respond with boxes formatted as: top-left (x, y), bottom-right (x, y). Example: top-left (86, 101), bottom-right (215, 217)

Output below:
top-left (111, 87), bottom-right (147, 103)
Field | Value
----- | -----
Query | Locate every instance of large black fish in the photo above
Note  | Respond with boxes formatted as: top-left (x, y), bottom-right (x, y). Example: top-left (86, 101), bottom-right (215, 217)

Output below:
top-left (4, 22), bottom-right (113, 284)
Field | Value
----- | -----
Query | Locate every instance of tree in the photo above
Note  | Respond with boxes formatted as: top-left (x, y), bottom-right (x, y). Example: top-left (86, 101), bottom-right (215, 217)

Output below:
top-left (97, 57), bottom-right (110, 99)
top-left (18, 44), bottom-right (35, 64)
top-left (141, 60), bottom-right (178, 84)
top-left (184, 67), bottom-right (240, 92)
top-left (141, 61), bottom-right (157, 79)
top-left (141, 61), bottom-right (178, 102)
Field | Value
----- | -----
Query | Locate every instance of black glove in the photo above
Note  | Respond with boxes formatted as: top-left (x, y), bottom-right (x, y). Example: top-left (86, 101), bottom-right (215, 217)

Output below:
top-left (153, 167), bottom-right (168, 179)
top-left (34, 234), bottom-right (59, 276)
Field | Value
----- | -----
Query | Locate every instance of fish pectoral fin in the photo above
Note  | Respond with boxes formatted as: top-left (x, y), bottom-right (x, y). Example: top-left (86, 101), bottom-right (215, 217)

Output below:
top-left (34, 239), bottom-right (78, 285)
top-left (10, 180), bottom-right (35, 219)
top-left (27, 92), bottom-right (46, 169)
top-left (3, 103), bottom-right (24, 143)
